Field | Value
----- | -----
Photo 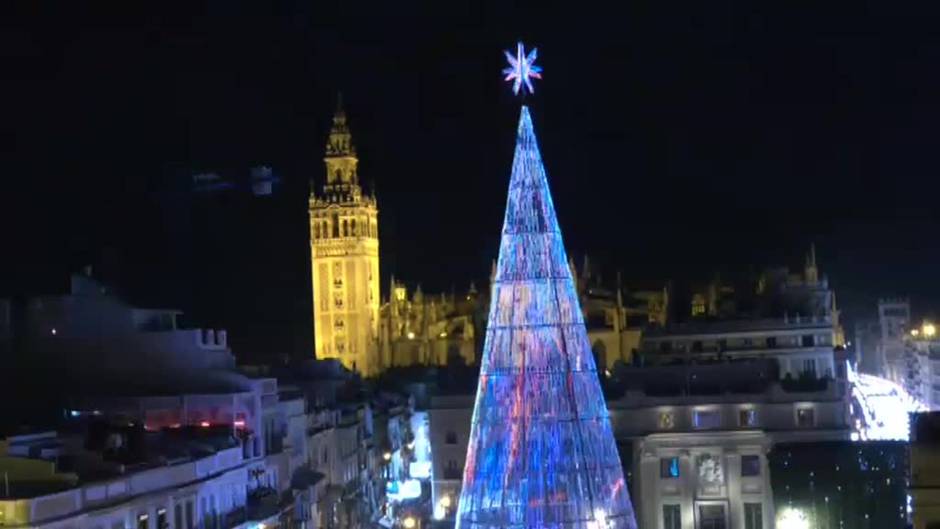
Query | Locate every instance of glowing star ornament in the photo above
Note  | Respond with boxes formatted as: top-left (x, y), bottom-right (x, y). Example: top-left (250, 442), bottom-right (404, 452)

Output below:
top-left (502, 42), bottom-right (543, 96)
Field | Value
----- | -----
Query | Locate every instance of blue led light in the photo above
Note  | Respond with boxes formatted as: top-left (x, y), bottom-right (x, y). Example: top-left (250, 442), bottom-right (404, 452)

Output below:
top-left (455, 105), bottom-right (638, 529)
top-left (669, 458), bottom-right (680, 478)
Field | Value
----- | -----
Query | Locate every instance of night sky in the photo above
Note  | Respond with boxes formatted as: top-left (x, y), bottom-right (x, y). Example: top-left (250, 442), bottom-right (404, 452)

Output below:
top-left (6, 1), bottom-right (940, 356)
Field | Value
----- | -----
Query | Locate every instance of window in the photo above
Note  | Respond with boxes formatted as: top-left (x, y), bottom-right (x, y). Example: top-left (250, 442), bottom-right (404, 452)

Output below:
top-left (739, 409), bottom-right (757, 428)
top-left (698, 504), bottom-right (727, 529)
top-left (156, 508), bottom-right (167, 529)
top-left (691, 295), bottom-right (706, 316)
top-left (663, 504), bottom-right (681, 529)
top-left (744, 503), bottom-right (763, 529)
top-left (660, 341), bottom-right (672, 353)
top-left (445, 431), bottom-right (457, 444)
top-left (175, 504), bottom-right (183, 529)
top-left (186, 501), bottom-right (194, 529)
top-left (692, 340), bottom-right (703, 352)
top-left (801, 335), bottom-right (815, 347)
top-left (796, 407), bottom-right (815, 427)
top-left (766, 336), bottom-right (777, 348)
top-left (658, 412), bottom-right (675, 430)
top-left (802, 359), bottom-right (817, 378)
top-left (717, 339), bottom-right (727, 351)
top-left (693, 410), bottom-right (721, 429)
top-left (137, 514), bottom-right (149, 529)
top-left (660, 457), bottom-right (680, 478)
top-left (444, 459), bottom-right (461, 479)
top-left (741, 455), bottom-right (761, 477)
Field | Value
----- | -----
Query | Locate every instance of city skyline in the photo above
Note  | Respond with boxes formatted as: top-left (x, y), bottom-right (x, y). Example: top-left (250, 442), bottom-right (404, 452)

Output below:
top-left (5, 4), bottom-right (940, 529)
top-left (7, 2), bottom-right (940, 328)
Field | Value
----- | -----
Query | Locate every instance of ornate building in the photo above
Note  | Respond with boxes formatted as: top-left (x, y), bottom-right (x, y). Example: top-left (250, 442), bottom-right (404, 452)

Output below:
top-left (378, 278), bottom-right (480, 368)
top-left (309, 99), bottom-right (479, 377)
top-left (309, 99), bottom-right (381, 376)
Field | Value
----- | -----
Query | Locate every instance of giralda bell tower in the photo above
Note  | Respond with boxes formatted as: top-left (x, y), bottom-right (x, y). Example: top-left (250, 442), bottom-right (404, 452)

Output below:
top-left (309, 96), bottom-right (381, 376)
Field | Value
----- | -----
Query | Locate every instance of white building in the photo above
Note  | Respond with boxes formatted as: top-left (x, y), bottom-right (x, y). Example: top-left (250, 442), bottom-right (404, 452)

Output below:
top-left (4, 271), bottom-right (235, 372)
top-left (640, 316), bottom-right (839, 382)
top-left (900, 321), bottom-right (940, 409)
top-left (427, 395), bottom-right (473, 522)
top-left (0, 429), bottom-right (272, 529)
top-left (428, 366), bottom-right (850, 529)
top-left (608, 376), bottom-right (850, 529)
top-left (878, 298), bottom-right (912, 383)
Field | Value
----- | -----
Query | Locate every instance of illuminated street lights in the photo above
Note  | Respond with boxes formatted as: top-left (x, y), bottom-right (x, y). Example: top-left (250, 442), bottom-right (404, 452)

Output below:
top-left (777, 507), bottom-right (810, 529)
top-left (435, 494), bottom-right (452, 520)
top-left (924, 322), bottom-right (936, 337)
top-left (403, 516), bottom-right (416, 529)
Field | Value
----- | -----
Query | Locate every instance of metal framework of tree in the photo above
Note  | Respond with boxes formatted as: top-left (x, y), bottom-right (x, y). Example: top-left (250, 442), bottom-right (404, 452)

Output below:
top-left (455, 106), bottom-right (638, 529)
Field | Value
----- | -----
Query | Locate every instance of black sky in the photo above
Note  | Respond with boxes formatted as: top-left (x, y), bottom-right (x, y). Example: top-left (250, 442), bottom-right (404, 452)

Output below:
top-left (6, 1), bottom-right (940, 352)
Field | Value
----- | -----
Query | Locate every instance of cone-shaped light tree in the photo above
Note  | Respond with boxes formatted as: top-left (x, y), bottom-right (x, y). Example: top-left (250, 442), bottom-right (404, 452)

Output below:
top-left (455, 43), bottom-right (638, 529)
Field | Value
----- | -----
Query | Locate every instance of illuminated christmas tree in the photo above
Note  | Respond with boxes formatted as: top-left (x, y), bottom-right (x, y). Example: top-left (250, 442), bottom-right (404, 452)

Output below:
top-left (455, 43), bottom-right (638, 529)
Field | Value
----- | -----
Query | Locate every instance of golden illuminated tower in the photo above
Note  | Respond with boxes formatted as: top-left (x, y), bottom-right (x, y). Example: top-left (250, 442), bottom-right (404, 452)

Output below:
top-left (309, 97), bottom-right (380, 376)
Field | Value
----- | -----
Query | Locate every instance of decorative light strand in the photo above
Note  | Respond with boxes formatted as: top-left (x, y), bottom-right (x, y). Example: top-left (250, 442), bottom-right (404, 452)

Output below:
top-left (455, 106), bottom-right (638, 529)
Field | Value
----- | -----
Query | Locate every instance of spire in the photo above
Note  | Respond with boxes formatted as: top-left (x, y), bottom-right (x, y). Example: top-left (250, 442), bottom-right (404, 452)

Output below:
top-left (456, 105), bottom-right (637, 529)
top-left (805, 242), bottom-right (819, 283)
top-left (326, 92), bottom-right (355, 158)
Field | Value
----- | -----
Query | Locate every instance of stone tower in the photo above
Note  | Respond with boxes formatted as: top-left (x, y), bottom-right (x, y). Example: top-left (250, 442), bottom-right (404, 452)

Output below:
top-left (309, 96), bottom-right (381, 376)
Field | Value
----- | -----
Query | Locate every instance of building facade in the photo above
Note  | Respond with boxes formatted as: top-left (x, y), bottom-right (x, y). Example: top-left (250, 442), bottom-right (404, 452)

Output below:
top-left (610, 377), bottom-right (851, 529)
top-left (3, 271), bottom-right (235, 373)
top-left (309, 100), bottom-right (381, 376)
top-left (640, 316), bottom-right (839, 382)
top-left (0, 428), bottom-right (271, 529)
top-left (429, 370), bottom-right (852, 529)
top-left (879, 298), bottom-right (912, 383)
top-left (427, 395), bottom-right (474, 522)
top-left (912, 412), bottom-right (940, 529)
top-left (898, 321), bottom-right (940, 409)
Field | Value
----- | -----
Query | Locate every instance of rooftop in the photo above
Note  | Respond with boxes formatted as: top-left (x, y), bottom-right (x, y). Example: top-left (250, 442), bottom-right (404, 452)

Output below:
top-left (1, 427), bottom-right (240, 499)
top-left (643, 315), bottom-right (834, 338)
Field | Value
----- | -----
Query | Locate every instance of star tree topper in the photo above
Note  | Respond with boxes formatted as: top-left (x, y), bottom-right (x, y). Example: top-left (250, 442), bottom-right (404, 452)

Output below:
top-left (502, 42), bottom-right (542, 96)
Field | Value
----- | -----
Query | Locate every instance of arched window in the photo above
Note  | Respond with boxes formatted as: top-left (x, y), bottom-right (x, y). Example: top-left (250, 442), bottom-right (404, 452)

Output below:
top-left (332, 214), bottom-right (339, 238)
top-left (342, 219), bottom-right (349, 237)
top-left (314, 223), bottom-right (320, 239)
top-left (335, 169), bottom-right (342, 181)
top-left (350, 219), bottom-right (357, 236)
